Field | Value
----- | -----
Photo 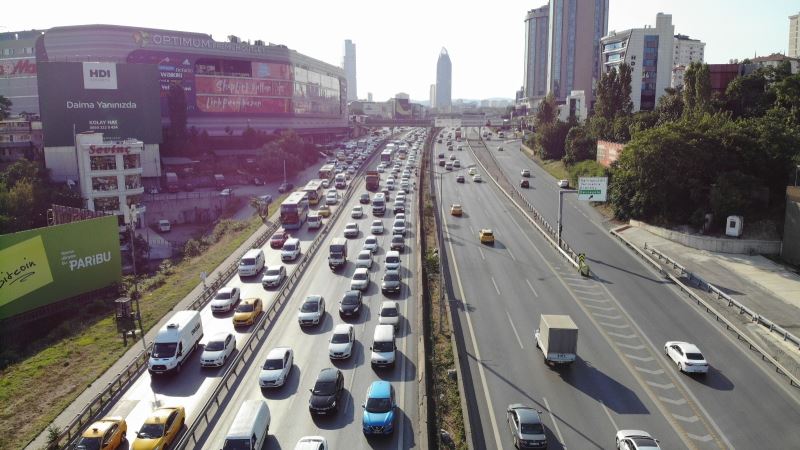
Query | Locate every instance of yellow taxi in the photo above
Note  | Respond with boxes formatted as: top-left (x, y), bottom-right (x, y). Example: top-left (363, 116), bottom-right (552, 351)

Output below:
top-left (132, 406), bottom-right (185, 450)
top-left (317, 204), bottom-right (332, 217)
top-left (479, 229), bottom-right (495, 245)
top-left (76, 417), bottom-right (127, 450)
top-left (233, 297), bottom-right (263, 327)
top-left (450, 204), bottom-right (463, 216)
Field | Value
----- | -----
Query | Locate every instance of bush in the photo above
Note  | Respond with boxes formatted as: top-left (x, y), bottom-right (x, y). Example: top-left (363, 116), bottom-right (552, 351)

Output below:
top-left (567, 160), bottom-right (607, 185)
top-left (183, 239), bottom-right (203, 257)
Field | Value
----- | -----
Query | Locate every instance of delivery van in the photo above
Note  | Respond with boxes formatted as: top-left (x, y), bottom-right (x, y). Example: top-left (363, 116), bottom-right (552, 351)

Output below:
top-left (239, 248), bottom-right (265, 277)
top-left (370, 324), bottom-right (396, 368)
top-left (148, 310), bottom-right (203, 375)
top-left (329, 237), bottom-right (348, 270)
top-left (222, 400), bottom-right (271, 450)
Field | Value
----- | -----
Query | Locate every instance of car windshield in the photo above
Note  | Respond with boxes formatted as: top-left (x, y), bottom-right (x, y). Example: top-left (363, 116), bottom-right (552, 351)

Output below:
top-left (240, 258), bottom-right (255, 266)
top-left (632, 437), bottom-right (659, 447)
top-left (354, 272), bottom-right (367, 280)
top-left (347, 225), bottom-right (356, 230)
top-left (215, 291), bottom-right (231, 300)
top-left (151, 342), bottom-right (177, 358)
top-left (342, 293), bottom-right (360, 304)
top-left (366, 397), bottom-right (392, 413)
top-left (384, 273), bottom-right (400, 282)
top-left (359, 253), bottom-right (370, 260)
top-left (393, 236), bottom-right (403, 242)
top-left (206, 340), bottom-right (225, 351)
top-left (137, 423), bottom-right (165, 439)
top-left (266, 268), bottom-right (281, 276)
top-left (366, 238), bottom-right (377, 245)
top-left (521, 422), bottom-right (544, 434)
top-left (686, 352), bottom-right (705, 360)
top-left (263, 358), bottom-right (284, 370)
top-left (236, 303), bottom-right (254, 313)
top-left (373, 341), bottom-right (394, 352)
top-left (313, 380), bottom-right (336, 395)
top-left (373, 221), bottom-right (382, 226)
top-left (387, 256), bottom-right (399, 264)
top-left (283, 244), bottom-right (296, 251)
top-left (273, 233), bottom-right (285, 240)
top-left (76, 437), bottom-right (102, 450)
top-left (331, 332), bottom-right (350, 344)
top-left (301, 301), bottom-right (319, 312)
top-left (222, 438), bottom-right (254, 450)
top-left (381, 306), bottom-right (398, 317)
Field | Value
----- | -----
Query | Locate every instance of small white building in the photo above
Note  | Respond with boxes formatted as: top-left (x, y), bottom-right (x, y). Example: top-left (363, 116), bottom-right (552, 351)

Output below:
top-left (558, 90), bottom-right (588, 123)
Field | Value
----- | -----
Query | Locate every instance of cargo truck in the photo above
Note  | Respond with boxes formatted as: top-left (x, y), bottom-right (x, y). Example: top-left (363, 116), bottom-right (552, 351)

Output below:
top-left (165, 172), bottom-right (180, 193)
top-left (366, 170), bottom-right (380, 191)
top-left (534, 314), bottom-right (578, 365)
top-left (328, 237), bottom-right (348, 270)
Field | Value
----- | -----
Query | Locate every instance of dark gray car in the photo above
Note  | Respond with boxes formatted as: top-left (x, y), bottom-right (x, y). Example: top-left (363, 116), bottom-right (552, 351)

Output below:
top-left (381, 269), bottom-right (402, 294)
top-left (339, 290), bottom-right (363, 317)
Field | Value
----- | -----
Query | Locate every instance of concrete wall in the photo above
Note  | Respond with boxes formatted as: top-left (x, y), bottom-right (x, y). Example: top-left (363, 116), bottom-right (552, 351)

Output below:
top-left (142, 192), bottom-right (232, 226)
top-left (630, 220), bottom-right (782, 255)
top-left (783, 186), bottom-right (800, 264)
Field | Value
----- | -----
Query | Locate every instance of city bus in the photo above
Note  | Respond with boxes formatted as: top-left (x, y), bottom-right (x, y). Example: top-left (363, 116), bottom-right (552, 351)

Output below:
top-left (302, 179), bottom-right (325, 206)
top-left (381, 149), bottom-right (393, 163)
top-left (280, 191), bottom-right (309, 230)
top-left (318, 164), bottom-right (335, 180)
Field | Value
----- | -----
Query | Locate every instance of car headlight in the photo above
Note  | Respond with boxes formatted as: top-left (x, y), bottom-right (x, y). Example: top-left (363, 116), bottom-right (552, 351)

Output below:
top-left (331, 400), bottom-right (336, 408)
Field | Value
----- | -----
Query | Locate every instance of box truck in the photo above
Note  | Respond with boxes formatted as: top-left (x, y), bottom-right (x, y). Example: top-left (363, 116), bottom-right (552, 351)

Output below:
top-left (165, 172), bottom-right (180, 193)
top-left (148, 310), bottom-right (204, 375)
top-left (534, 314), bottom-right (578, 365)
top-left (328, 237), bottom-right (348, 270)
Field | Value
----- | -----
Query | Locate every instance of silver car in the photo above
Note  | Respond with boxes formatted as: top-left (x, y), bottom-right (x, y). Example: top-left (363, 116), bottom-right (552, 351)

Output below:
top-left (507, 404), bottom-right (547, 449)
top-left (378, 300), bottom-right (400, 329)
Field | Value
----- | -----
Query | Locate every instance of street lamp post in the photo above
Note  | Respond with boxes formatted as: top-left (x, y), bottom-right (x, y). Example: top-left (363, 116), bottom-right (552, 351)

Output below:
top-left (127, 205), bottom-right (146, 350)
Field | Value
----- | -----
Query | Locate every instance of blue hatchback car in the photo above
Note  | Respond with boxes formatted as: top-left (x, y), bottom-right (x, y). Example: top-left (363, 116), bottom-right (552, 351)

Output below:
top-left (362, 381), bottom-right (396, 435)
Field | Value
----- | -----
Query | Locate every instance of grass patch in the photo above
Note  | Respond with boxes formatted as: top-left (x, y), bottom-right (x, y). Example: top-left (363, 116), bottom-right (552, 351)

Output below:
top-left (519, 145), bottom-right (570, 181)
top-left (0, 212), bottom-right (267, 450)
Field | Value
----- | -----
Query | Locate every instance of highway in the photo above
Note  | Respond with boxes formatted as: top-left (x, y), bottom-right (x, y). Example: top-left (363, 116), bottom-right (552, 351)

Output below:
top-left (192, 134), bottom-right (421, 448)
top-left (434, 127), bottom-right (800, 449)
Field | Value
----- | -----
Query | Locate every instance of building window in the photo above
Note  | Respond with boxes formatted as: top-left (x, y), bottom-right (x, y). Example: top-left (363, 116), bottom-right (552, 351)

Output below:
top-left (123, 154), bottom-right (140, 170)
top-left (125, 174), bottom-right (142, 190)
top-left (91, 155), bottom-right (116, 171)
top-left (92, 176), bottom-right (118, 192)
top-left (94, 196), bottom-right (120, 212)
top-left (126, 194), bottom-right (142, 206)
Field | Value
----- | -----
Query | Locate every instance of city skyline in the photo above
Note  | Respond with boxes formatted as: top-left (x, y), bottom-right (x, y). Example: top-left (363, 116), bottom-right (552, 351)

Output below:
top-left (3, 0), bottom-right (798, 100)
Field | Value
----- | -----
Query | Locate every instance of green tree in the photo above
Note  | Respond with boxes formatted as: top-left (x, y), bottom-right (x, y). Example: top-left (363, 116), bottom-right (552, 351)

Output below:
top-left (590, 63), bottom-right (634, 141)
top-left (655, 87), bottom-right (684, 124)
top-left (709, 171), bottom-right (763, 226)
top-left (563, 125), bottom-right (597, 165)
top-left (682, 63), bottom-right (698, 114)
top-left (694, 63), bottom-right (712, 113)
top-left (535, 120), bottom-right (571, 160)
top-left (567, 160), bottom-right (607, 186)
top-left (0, 95), bottom-right (11, 120)
top-left (723, 69), bottom-right (775, 119)
top-left (772, 74), bottom-right (800, 123)
top-left (534, 94), bottom-right (558, 128)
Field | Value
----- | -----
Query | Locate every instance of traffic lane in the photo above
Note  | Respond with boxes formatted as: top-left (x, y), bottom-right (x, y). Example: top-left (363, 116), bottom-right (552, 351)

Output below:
top-left (437, 167), bottom-right (684, 449)
top-left (199, 156), bottom-right (420, 449)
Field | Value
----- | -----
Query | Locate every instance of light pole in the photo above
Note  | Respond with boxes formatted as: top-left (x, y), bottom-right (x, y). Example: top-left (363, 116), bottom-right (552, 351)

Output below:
top-left (127, 205), bottom-right (146, 351)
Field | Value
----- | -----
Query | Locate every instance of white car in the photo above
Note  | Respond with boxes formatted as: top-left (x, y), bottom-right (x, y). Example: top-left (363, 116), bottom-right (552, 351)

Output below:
top-left (386, 179), bottom-right (395, 190)
top-left (261, 265), bottom-right (287, 288)
top-left (385, 250), bottom-right (401, 270)
top-left (377, 166), bottom-right (385, 173)
top-left (472, 174), bottom-right (482, 182)
top-left (351, 205), bottom-right (364, 219)
top-left (392, 219), bottom-right (406, 236)
top-left (200, 332), bottom-right (235, 367)
top-left (281, 238), bottom-right (301, 261)
top-left (355, 249), bottom-right (373, 269)
top-left (558, 179), bottom-right (569, 188)
top-left (259, 346), bottom-right (293, 388)
top-left (371, 219), bottom-right (384, 234)
top-left (321, 179), bottom-right (330, 188)
top-left (328, 323), bottom-right (355, 360)
top-left (395, 213), bottom-right (406, 223)
top-left (344, 222), bottom-right (359, 238)
top-left (664, 341), bottom-right (709, 374)
top-left (363, 236), bottom-right (379, 253)
top-left (350, 267), bottom-right (370, 291)
top-left (210, 286), bottom-right (240, 313)
top-left (396, 193), bottom-right (406, 203)
top-left (616, 430), bottom-right (661, 450)
top-left (378, 301), bottom-right (400, 330)
top-left (326, 192), bottom-right (338, 205)
top-left (298, 295), bottom-right (325, 327)
top-left (294, 437), bottom-right (328, 450)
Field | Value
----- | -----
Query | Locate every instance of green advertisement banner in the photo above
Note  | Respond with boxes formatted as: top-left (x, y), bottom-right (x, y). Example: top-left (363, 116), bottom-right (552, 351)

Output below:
top-left (0, 216), bottom-right (121, 320)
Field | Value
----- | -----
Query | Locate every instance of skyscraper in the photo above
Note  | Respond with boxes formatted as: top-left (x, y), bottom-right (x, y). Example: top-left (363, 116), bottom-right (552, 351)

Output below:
top-left (523, 5), bottom-right (549, 101)
top-left (790, 12), bottom-right (800, 58)
top-left (436, 48), bottom-right (452, 109)
top-left (546, 0), bottom-right (609, 103)
top-left (429, 84), bottom-right (437, 108)
top-left (343, 39), bottom-right (357, 101)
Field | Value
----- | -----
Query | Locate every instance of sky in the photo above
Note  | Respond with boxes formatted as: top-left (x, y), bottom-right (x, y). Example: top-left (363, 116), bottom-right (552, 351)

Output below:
top-left (3, 0), bottom-right (798, 101)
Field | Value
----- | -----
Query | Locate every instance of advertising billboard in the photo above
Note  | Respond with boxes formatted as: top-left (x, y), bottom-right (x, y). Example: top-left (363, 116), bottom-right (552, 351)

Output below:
top-left (0, 215), bottom-right (121, 320)
top-left (37, 61), bottom-right (162, 146)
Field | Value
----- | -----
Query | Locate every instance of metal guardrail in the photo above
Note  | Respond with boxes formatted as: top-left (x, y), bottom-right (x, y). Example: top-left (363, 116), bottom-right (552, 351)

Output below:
top-left (643, 243), bottom-right (800, 351)
top-left (610, 227), bottom-right (800, 389)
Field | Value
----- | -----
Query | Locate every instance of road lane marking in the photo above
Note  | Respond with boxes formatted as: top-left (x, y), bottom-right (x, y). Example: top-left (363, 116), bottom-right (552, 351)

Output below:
top-left (525, 279), bottom-right (539, 297)
top-left (625, 354), bottom-right (655, 362)
top-left (478, 247), bottom-right (486, 260)
top-left (688, 434), bottom-right (714, 442)
top-left (543, 397), bottom-right (567, 449)
top-left (635, 366), bottom-right (665, 375)
top-left (506, 247), bottom-right (517, 262)
top-left (616, 343), bottom-right (646, 350)
top-left (601, 401), bottom-right (619, 431)
top-left (607, 332), bottom-right (637, 339)
top-left (598, 321), bottom-right (629, 329)
top-left (673, 413), bottom-right (700, 423)
top-left (659, 396), bottom-right (688, 406)
top-left (506, 310), bottom-right (524, 349)
top-left (647, 381), bottom-right (676, 390)
top-left (584, 304), bottom-right (616, 312)
top-left (491, 276), bottom-right (501, 295)
top-left (591, 312), bottom-right (622, 320)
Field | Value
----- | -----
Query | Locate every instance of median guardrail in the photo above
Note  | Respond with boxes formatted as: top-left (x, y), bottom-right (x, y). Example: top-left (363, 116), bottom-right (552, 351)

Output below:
top-left (611, 226), bottom-right (800, 389)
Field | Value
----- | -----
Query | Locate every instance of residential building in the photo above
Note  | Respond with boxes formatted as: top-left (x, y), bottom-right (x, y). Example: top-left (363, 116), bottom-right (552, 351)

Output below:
top-left (790, 12), bottom-right (800, 58)
top-left (747, 53), bottom-right (800, 74)
top-left (429, 84), bottom-right (437, 108)
top-left (0, 116), bottom-right (42, 164)
top-left (671, 34), bottom-right (705, 88)
top-left (523, 5), bottom-right (549, 101)
top-left (436, 47), bottom-right (452, 110)
top-left (546, 0), bottom-right (610, 104)
top-left (557, 90), bottom-right (588, 123)
top-left (343, 39), bottom-right (357, 101)
top-left (600, 13), bottom-right (675, 111)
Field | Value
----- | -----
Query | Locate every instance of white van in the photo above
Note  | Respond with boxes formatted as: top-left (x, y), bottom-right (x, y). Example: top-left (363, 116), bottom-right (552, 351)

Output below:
top-left (239, 248), bottom-right (265, 277)
top-left (307, 212), bottom-right (322, 230)
top-left (281, 238), bottom-right (301, 261)
top-left (222, 399), bottom-right (271, 450)
top-left (385, 250), bottom-right (401, 270)
top-left (370, 324), bottom-right (396, 368)
top-left (158, 219), bottom-right (171, 232)
top-left (148, 310), bottom-right (203, 375)
top-left (335, 173), bottom-right (347, 189)
top-left (372, 194), bottom-right (386, 216)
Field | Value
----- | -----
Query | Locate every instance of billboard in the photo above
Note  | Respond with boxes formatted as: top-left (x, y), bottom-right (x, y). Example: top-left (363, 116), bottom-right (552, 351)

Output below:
top-left (37, 61), bottom-right (162, 146)
top-left (0, 216), bottom-right (121, 320)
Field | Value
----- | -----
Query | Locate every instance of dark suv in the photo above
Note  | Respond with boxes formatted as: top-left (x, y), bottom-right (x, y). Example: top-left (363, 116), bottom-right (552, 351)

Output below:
top-left (309, 368), bottom-right (344, 415)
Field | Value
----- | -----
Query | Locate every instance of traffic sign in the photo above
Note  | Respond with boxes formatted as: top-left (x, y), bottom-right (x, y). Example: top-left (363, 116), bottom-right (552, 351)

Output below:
top-left (578, 177), bottom-right (608, 202)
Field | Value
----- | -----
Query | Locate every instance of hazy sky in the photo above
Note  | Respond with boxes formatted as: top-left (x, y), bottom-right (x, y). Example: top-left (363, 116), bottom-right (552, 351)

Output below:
top-left (4, 0), bottom-right (797, 101)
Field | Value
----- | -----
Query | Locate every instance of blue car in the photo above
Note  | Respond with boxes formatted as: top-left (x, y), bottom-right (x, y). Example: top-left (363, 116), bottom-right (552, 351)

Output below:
top-left (362, 381), bottom-right (396, 436)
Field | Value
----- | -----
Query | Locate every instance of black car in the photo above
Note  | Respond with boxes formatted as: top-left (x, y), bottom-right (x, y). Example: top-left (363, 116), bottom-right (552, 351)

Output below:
top-left (339, 290), bottom-right (363, 317)
top-left (438, 153), bottom-right (445, 159)
top-left (438, 160), bottom-right (446, 167)
top-left (520, 179), bottom-right (530, 188)
top-left (456, 175), bottom-right (465, 183)
top-left (360, 193), bottom-right (371, 204)
top-left (309, 368), bottom-right (344, 415)
top-left (278, 182), bottom-right (294, 193)
top-left (381, 270), bottom-right (402, 293)
top-left (393, 203), bottom-right (405, 215)
top-left (390, 235), bottom-right (405, 252)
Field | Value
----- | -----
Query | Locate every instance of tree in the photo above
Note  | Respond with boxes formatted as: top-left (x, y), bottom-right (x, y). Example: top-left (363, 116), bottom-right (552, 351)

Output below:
top-left (709, 171), bottom-right (763, 226)
top-left (590, 63), bottom-right (634, 141)
top-left (534, 94), bottom-right (558, 128)
top-left (772, 73), bottom-right (800, 123)
top-left (694, 63), bottom-right (712, 114)
top-left (535, 120), bottom-right (571, 160)
top-left (682, 63), bottom-right (698, 114)
top-left (0, 95), bottom-right (11, 120)
top-left (563, 125), bottom-right (597, 165)
top-left (655, 87), bottom-right (684, 124)
top-left (723, 69), bottom-right (775, 119)
top-left (249, 197), bottom-right (271, 224)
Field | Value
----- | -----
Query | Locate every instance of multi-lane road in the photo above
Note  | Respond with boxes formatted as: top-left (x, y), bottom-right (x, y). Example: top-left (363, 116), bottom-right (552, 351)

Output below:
top-left (435, 127), bottom-right (800, 449)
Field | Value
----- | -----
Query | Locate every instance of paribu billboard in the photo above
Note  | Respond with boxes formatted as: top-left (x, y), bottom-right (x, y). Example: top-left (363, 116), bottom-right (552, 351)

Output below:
top-left (0, 216), bottom-right (121, 320)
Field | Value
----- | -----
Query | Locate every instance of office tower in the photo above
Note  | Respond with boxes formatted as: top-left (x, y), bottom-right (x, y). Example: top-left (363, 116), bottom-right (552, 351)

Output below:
top-left (436, 48), bottom-right (452, 109)
top-left (523, 5), bottom-right (550, 100)
top-left (343, 39), bottom-right (357, 101)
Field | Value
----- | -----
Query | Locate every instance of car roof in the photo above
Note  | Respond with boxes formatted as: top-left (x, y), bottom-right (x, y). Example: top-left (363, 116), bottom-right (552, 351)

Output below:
top-left (380, 300), bottom-right (397, 309)
top-left (241, 297), bottom-right (259, 305)
top-left (305, 295), bottom-right (322, 303)
top-left (83, 418), bottom-right (118, 437)
top-left (333, 323), bottom-right (353, 334)
top-left (355, 267), bottom-right (369, 274)
top-left (674, 341), bottom-right (702, 353)
top-left (267, 346), bottom-right (290, 359)
top-left (368, 380), bottom-right (392, 398)
top-left (285, 237), bottom-right (300, 244)
top-left (358, 250), bottom-right (371, 255)
top-left (317, 367), bottom-right (339, 382)
top-left (145, 407), bottom-right (179, 423)
top-left (511, 405), bottom-right (542, 424)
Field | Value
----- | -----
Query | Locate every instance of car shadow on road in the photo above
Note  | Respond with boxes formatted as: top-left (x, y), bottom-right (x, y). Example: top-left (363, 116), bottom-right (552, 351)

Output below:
top-left (374, 351), bottom-right (416, 383)
top-left (149, 350), bottom-right (207, 396)
top-left (691, 366), bottom-right (734, 391)
top-left (301, 314), bottom-right (334, 335)
top-left (587, 257), bottom-right (669, 286)
top-left (556, 356), bottom-right (649, 414)
top-left (260, 365), bottom-right (302, 400)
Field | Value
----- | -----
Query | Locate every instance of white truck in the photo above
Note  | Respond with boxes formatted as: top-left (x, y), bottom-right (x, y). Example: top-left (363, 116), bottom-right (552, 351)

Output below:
top-left (148, 310), bottom-right (204, 375)
top-left (328, 237), bottom-right (348, 270)
top-left (534, 315), bottom-right (578, 366)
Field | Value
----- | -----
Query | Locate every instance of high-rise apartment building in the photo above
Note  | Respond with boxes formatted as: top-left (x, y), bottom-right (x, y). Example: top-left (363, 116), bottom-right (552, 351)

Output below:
top-left (343, 39), bottom-right (357, 101)
top-left (436, 48), bottom-right (452, 109)
top-left (546, 0), bottom-right (610, 104)
top-left (429, 84), bottom-right (437, 108)
top-left (600, 13), bottom-right (675, 111)
top-left (671, 34), bottom-right (705, 88)
top-left (523, 5), bottom-right (550, 101)
top-left (790, 12), bottom-right (800, 58)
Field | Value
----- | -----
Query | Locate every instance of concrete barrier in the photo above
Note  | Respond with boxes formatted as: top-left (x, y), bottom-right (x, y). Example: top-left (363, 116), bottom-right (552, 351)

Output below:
top-left (630, 220), bottom-right (782, 255)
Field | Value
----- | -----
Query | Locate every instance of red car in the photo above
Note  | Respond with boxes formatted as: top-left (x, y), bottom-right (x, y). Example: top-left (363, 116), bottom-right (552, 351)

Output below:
top-left (270, 229), bottom-right (290, 249)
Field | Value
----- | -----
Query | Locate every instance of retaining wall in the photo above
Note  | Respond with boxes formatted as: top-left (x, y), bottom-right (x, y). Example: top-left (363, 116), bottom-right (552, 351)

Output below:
top-left (630, 220), bottom-right (782, 255)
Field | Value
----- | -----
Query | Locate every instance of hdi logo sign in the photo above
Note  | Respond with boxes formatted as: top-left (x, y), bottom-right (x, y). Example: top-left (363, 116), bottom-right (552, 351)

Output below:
top-left (83, 62), bottom-right (118, 90)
